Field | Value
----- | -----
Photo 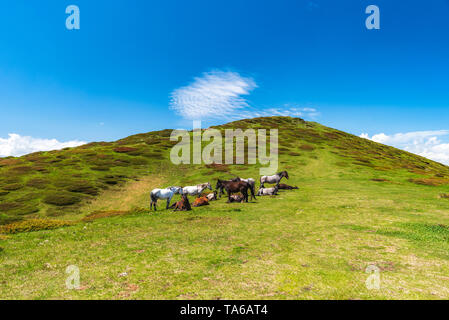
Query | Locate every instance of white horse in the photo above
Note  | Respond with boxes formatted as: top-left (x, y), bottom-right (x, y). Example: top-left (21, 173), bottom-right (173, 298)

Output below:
top-left (260, 171), bottom-right (289, 188)
top-left (257, 185), bottom-right (279, 196)
top-left (150, 186), bottom-right (183, 211)
top-left (182, 182), bottom-right (212, 198)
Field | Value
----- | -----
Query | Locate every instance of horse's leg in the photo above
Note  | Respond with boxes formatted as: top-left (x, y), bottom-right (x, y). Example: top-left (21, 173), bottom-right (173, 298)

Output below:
top-left (154, 200), bottom-right (157, 211)
top-left (166, 196), bottom-right (172, 209)
top-left (227, 190), bottom-right (232, 203)
top-left (275, 178), bottom-right (280, 187)
top-left (243, 188), bottom-right (249, 202)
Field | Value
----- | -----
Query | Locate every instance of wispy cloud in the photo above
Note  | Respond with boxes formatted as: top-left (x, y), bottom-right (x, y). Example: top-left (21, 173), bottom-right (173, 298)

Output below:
top-left (170, 70), bottom-right (319, 122)
top-left (0, 133), bottom-right (87, 157)
top-left (170, 70), bottom-right (257, 120)
top-left (361, 130), bottom-right (449, 165)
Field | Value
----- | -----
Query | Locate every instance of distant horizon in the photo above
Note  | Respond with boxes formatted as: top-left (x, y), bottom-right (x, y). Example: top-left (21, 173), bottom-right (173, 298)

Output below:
top-left (1, 115), bottom-right (449, 168)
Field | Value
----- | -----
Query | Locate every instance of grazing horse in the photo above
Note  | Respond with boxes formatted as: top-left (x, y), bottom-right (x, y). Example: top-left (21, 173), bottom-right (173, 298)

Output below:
top-left (150, 186), bottom-right (183, 211)
top-left (207, 191), bottom-right (218, 201)
top-left (215, 179), bottom-right (255, 203)
top-left (182, 182), bottom-right (212, 198)
top-left (260, 171), bottom-right (289, 188)
top-left (278, 183), bottom-right (299, 190)
top-left (192, 196), bottom-right (210, 207)
top-left (257, 185), bottom-right (279, 196)
top-left (171, 194), bottom-right (192, 211)
top-left (231, 177), bottom-right (257, 200)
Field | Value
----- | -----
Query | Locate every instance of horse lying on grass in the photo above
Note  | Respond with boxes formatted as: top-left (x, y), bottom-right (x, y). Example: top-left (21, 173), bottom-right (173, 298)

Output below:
top-left (277, 183), bottom-right (299, 190)
top-left (170, 194), bottom-right (191, 211)
top-left (229, 194), bottom-right (245, 203)
top-left (257, 185), bottom-right (279, 196)
top-left (207, 191), bottom-right (218, 201)
top-left (192, 196), bottom-right (209, 207)
top-left (150, 186), bottom-right (183, 211)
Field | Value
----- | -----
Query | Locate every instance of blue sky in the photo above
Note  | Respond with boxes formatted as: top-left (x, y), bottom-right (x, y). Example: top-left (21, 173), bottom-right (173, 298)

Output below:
top-left (0, 1), bottom-right (448, 162)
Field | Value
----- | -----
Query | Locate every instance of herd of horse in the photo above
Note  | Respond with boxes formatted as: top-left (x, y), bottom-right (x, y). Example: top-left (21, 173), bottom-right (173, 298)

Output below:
top-left (149, 170), bottom-right (298, 211)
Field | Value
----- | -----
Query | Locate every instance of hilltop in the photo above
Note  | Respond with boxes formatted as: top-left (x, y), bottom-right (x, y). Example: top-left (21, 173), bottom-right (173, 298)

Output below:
top-left (1, 116), bottom-right (448, 224)
top-left (1, 117), bottom-right (449, 299)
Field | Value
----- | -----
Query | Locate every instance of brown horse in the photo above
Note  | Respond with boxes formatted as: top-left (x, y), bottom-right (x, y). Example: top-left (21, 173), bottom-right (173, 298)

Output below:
top-left (231, 177), bottom-right (257, 200)
top-left (278, 183), bottom-right (299, 190)
top-left (215, 179), bottom-right (255, 203)
top-left (192, 196), bottom-right (209, 207)
top-left (170, 194), bottom-right (192, 211)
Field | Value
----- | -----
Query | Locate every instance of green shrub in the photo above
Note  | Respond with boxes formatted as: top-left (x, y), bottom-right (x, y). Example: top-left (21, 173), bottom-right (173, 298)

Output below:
top-left (299, 144), bottom-right (315, 151)
top-left (0, 219), bottom-right (74, 234)
top-left (44, 192), bottom-right (82, 206)
top-left (91, 166), bottom-right (110, 171)
top-left (409, 178), bottom-right (449, 187)
top-left (128, 157), bottom-right (148, 165)
top-left (66, 181), bottom-right (99, 196)
top-left (2, 183), bottom-right (23, 191)
top-left (53, 179), bottom-right (99, 196)
top-left (0, 202), bottom-right (21, 211)
top-left (113, 147), bottom-right (138, 153)
top-left (0, 201), bottom-right (39, 217)
top-left (26, 178), bottom-right (50, 189)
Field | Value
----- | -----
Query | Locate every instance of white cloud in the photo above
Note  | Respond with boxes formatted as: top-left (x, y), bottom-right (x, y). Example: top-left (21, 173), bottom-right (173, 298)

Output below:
top-left (0, 133), bottom-right (87, 157)
top-left (360, 130), bottom-right (449, 165)
top-left (170, 70), bottom-right (320, 122)
top-left (170, 70), bottom-right (257, 120)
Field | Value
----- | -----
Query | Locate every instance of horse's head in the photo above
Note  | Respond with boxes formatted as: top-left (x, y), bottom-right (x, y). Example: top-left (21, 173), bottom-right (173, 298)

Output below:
top-left (207, 182), bottom-right (212, 190)
top-left (171, 186), bottom-right (182, 194)
top-left (282, 171), bottom-right (289, 179)
top-left (215, 179), bottom-right (222, 189)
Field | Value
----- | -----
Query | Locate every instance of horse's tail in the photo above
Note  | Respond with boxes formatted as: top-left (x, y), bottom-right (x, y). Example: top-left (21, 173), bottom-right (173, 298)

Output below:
top-left (250, 183), bottom-right (256, 200)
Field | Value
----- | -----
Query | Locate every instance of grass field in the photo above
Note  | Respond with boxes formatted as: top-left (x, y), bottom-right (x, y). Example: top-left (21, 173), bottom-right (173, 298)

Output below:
top-left (1, 117), bottom-right (449, 299)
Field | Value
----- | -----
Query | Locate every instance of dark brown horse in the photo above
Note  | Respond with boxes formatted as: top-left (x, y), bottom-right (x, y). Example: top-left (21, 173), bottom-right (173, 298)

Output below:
top-left (278, 183), bottom-right (299, 190)
top-left (231, 177), bottom-right (257, 200)
top-left (215, 179), bottom-right (255, 203)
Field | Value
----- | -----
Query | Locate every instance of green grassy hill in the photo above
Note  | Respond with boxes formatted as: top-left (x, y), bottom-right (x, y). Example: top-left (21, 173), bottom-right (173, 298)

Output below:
top-left (1, 116), bottom-right (449, 299)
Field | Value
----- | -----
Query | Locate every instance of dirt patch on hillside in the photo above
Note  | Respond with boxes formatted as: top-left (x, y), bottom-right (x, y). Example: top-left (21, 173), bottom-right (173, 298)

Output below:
top-left (80, 175), bottom-right (165, 214)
